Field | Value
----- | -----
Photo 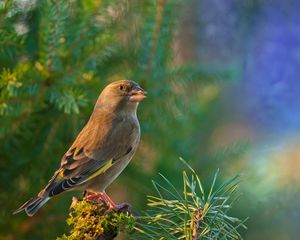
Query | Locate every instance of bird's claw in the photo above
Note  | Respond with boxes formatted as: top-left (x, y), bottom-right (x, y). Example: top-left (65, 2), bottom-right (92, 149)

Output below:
top-left (104, 202), bottom-right (130, 214)
top-left (84, 192), bottom-right (130, 214)
top-left (84, 192), bottom-right (105, 204)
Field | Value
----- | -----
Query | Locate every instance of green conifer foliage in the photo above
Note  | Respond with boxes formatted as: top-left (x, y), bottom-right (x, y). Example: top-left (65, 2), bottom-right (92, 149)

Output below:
top-left (0, 0), bottom-right (242, 239)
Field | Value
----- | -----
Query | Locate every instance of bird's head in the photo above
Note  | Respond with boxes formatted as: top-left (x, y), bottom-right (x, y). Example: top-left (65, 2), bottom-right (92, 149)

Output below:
top-left (95, 80), bottom-right (146, 113)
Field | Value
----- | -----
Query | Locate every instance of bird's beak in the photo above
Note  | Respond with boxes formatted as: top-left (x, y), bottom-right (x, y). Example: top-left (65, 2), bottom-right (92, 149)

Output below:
top-left (129, 85), bottom-right (147, 102)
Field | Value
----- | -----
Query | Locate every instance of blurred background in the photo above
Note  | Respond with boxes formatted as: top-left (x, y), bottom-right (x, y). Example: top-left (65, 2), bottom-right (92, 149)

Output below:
top-left (1, 0), bottom-right (300, 239)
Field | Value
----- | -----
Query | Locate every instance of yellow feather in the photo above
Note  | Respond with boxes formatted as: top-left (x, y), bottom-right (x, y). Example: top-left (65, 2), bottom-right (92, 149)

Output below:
top-left (74, 147), bottom-right (80, 156)
top-left (86, 159), bottom-right (113, 181)
top-left (56, 169), bottom-right (65, 180)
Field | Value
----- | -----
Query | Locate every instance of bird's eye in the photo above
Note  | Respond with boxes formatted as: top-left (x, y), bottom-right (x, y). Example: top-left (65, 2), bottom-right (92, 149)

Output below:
top-left (119, 85), bottom-right (124, 91)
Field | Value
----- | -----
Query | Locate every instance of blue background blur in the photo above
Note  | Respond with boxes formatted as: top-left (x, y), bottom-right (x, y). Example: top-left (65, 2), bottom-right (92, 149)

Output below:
top-left (180, 0), bottom-right (300, 239)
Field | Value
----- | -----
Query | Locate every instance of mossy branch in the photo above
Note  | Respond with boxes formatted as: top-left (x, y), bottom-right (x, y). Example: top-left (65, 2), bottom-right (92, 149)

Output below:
top-left (57, 197), bottom-right (134, 240)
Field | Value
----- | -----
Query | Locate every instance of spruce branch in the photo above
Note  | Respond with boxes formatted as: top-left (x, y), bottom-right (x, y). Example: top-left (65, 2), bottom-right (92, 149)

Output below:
top-left (67, 0), bottom-right (102, 52)
top-left (143, 0), bottom-right (165, 82)
top-left (47, 0), bottom-right (60, 75)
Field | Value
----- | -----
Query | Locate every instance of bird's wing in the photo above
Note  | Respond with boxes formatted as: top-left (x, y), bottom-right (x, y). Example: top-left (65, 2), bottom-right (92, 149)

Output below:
top-left (43, 146), bottom-right (127, 197)
top-left (43, 125), bottom-right (137, 197)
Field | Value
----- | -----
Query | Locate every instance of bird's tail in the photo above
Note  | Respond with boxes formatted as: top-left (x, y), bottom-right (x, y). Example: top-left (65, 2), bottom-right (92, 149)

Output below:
top-left (13, 194), bottom-right (50, 217)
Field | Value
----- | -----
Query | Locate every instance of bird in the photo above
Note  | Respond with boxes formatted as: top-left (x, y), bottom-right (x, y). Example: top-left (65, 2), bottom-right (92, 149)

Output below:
top-left (14, 80), bottom-right (146, 216)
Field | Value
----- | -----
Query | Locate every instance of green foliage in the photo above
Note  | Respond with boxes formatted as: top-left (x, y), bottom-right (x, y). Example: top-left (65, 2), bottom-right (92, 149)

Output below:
top-left (134, 159), bottom-right (247, 239)
top-left (57, 199), bottom-right (135, 240)
top-left (0, 0), bottom-right (242, 239)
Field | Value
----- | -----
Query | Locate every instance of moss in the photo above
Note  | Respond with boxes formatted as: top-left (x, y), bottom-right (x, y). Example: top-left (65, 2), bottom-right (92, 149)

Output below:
top-left (57, 198), bottom-right (135, 240)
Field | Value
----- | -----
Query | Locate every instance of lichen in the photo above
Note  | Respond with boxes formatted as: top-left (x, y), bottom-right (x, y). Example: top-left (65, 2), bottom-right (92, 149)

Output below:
top-left (57, 198), bottom-right (135, 240)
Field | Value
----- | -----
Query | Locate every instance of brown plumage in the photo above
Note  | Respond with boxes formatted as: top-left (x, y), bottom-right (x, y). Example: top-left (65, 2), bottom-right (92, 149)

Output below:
top-left (14, 80), bottom-right (146, 216)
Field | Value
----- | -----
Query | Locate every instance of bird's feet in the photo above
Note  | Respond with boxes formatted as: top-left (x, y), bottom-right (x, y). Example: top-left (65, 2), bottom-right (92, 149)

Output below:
top-left (84, 192), bottom-right (130, 213)
top-left (84, 192), bottom-right (104, 204)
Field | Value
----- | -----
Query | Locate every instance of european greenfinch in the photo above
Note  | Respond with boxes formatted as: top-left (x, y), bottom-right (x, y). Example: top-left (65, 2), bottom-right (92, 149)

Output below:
top-left (14, 80), bottom-right (146, 216)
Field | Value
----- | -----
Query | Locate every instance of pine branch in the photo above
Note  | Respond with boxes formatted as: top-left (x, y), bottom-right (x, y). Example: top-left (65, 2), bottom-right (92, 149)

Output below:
top-left (134, 158), bottom-right (248, 239)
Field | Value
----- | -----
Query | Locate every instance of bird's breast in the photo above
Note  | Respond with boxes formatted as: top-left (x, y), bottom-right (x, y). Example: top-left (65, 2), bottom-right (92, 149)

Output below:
top-left (84, 114), bottom-right (140, 192)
